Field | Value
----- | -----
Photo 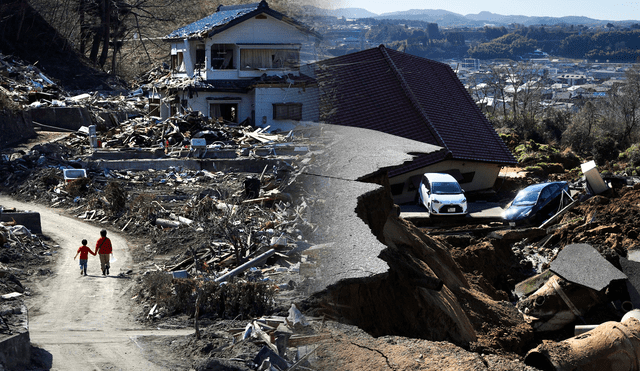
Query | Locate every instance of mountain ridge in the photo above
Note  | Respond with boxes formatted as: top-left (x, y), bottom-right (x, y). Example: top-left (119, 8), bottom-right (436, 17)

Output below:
top-left (312, 6), bottom-right (637, 26)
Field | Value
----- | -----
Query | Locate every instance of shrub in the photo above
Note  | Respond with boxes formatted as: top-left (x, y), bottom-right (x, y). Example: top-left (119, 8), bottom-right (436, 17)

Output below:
top-left (627, 145), bottom-right (640, 167)
top-left (149, 276), bottom-right (276, 320)
top-left (592, 136), bottom-right (619, 165)
top-left (65, 177), bottom-right (90, 197)
top-left (105, 181), bottom-right (127, 216)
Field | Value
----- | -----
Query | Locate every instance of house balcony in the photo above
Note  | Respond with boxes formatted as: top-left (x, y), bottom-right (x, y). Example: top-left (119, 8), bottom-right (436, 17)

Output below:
top-left (188, 68), bottom-right (300, 81)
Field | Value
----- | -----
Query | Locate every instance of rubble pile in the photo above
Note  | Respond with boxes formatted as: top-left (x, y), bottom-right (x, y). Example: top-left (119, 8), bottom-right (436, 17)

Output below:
top-left (0, 223), bottom-right (52, 273)
top-left (143, 304), bottom-right (354, 371)
top-left (0, 51), bottom-right (129, 109)
top-left (1, 110), bottom-right (322, 298)
top-left (0, 213), bottom-right (56, 345)
top-left (554, 186), bottom-right (640, 253)
top-left (0, 53), bottom-right (62, 105)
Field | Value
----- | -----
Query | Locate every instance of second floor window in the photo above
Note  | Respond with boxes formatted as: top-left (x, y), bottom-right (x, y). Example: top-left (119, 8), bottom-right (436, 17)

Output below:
top-left (240, 49), bottom-right (299, 70)
top-left (195, 44), bottom-right (205, 70)
top-left (211, 44), bottom-right (234, 69)
top-left (171, 52), bottom-right (185, 72)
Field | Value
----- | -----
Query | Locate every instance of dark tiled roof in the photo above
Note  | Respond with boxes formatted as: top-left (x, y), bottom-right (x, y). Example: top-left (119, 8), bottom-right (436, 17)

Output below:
top-left (316, 46), bottom-right (517, 173)
top-left (164, 1), bottom-right (319, 40)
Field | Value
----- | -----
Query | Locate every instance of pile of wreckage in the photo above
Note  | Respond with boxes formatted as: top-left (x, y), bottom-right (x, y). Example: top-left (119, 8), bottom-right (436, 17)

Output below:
top-left (0, 53), bottom-right (61, 104)
top-left (4, 109), bottom-right (319, 270)
top-left (0, 208), bottom-right (55, 353)
top-left (0, 107), bottom-right (332, 369)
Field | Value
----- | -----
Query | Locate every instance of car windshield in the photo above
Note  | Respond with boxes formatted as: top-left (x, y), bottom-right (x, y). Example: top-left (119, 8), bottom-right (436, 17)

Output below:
top-left (512, 188), bottom-right (541, 206)
top-left (432, 182), bottom-right (462, 194)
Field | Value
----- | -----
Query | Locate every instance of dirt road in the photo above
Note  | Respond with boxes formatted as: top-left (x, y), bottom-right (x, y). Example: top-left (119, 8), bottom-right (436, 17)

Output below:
top-left (0, 196), bottom-right (193, 370)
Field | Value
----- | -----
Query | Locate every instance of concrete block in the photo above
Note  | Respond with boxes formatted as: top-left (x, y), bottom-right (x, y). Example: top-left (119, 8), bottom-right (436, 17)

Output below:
top-left (0, 331), bottom-right (30, 370)
top-left (0, 211), bottom-right (42, 234)
top-left (30, 107), bottom-right (93, 131)
top-left (550, 243), bottom-right (627, 291)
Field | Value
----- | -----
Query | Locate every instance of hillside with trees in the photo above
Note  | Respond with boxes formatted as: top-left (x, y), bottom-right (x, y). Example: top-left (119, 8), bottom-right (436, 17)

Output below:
top-left (357, 17), bottom-right (640, 62)
top-left (0, 0), bottom-right (314, 84)
top-left (469, 25), bottom-right (640, 61)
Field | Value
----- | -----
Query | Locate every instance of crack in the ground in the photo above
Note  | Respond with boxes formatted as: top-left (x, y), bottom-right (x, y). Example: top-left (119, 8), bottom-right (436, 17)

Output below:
top-left (349, 341), bottom-right (397, 370)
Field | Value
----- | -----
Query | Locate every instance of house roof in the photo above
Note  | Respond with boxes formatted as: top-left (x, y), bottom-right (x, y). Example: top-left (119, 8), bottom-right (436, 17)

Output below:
top-left (164, 0), bottom-right (320, 41)
top-left (315, 45), bottom-right (517, 175)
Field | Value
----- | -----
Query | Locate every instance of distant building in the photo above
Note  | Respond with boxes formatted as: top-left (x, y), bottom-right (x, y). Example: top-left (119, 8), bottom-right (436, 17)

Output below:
top-left (556, 74), bottom-right (587, 86)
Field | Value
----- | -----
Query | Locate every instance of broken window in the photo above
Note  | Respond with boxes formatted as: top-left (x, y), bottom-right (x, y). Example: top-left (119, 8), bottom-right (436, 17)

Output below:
top-left (273, 103), bottom-right (302, 120)
top-left (171, 52), bottom-right (185, 72)
top-left (210, 103), bottom-right (238, 123)
top-left (240, 49), bottom-right (299, 70)
top-left (195, 44), bottom-right (205, 70)
top-left (211, 44), bottom-right (234, 69)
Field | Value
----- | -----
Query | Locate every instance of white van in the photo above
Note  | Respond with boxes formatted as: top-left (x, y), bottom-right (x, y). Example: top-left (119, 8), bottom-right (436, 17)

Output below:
top-left (418, 173), bottom-right (467, 216)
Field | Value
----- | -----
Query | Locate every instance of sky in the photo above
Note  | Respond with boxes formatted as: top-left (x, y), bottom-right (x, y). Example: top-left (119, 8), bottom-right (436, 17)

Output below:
top-left (323, 0), bottom-right (640, 21)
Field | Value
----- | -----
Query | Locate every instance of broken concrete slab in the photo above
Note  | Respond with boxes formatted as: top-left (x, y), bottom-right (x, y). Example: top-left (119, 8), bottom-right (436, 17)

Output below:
top-left (297, 174), bottom-right (389, 294)
top-left (581, 160), bottom-right (609, 195)
top-left (304, 124), bottom-right (443, 182)
top-left (550, 243), bottom-right (627, 291)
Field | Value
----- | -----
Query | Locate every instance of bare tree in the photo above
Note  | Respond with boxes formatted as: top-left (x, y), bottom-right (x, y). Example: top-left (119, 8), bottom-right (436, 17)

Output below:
top-left (606, 66), bottom-right (640, 147)
top-left (563, 101), bottom-right (600, 154)
top-left (487, 64), bottom-right (510, 124)
top-left (486, 62), bottom-right (546, 136)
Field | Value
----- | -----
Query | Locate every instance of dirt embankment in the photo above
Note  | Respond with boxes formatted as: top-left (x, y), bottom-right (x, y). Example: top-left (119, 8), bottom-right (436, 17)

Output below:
top-left (307, 175), bottom-right (534, 356)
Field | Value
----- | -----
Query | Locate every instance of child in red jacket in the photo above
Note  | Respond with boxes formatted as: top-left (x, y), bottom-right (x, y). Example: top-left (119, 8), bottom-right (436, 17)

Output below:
top-left (74, 239), bottom-right (96, 276)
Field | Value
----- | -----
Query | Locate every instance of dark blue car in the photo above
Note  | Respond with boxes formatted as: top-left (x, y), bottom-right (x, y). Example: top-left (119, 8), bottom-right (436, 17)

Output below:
top-left (503, 181), bottom-right (571, 226)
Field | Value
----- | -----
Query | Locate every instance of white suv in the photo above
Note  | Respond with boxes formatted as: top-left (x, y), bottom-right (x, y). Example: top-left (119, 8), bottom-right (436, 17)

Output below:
top-left (418, 173), bottom-right (467, 216)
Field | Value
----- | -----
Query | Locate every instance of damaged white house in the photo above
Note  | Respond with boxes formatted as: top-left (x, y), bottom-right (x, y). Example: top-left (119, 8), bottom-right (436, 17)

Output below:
top-left (153, 1), bottom-right (321, 131)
